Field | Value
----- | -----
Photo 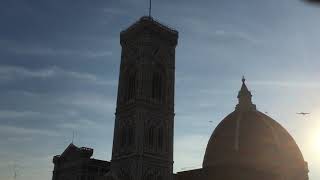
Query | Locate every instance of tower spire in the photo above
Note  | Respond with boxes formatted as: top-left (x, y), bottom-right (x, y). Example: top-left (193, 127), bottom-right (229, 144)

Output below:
top-left (149, 0), bottom-right (152, 17)
top-left (236, 76), bottom-right (256, 111)
top-left (72, 131), bottom-right (74, 144)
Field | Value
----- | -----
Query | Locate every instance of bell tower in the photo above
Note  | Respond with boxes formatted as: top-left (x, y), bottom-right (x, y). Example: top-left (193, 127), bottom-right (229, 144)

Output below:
top-left (111, 16), bottom-right (178, 180)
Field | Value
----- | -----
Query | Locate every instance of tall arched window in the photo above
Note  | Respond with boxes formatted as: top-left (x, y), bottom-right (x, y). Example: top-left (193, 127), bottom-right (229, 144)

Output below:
top-left (120, 169), bottom-right (132, 180)
top-left (144, 173), bottom-right (154, 180)
top-left (148, 126), bottom-right (154, 147)
top-left (121, 127), bottom-right (127, 147)
top-left (128, 126), bottom-right (134, 146)
top-left (152, 72), bottom-right (163, 101)
top-left (126, 72), bottom-right (136, 101)
top-left (157, 127), bottom-right (163, 149)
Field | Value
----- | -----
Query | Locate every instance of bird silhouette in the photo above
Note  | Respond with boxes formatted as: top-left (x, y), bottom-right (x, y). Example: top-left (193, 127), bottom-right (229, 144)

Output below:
top-left (296, 112), bottom-right (310, 116)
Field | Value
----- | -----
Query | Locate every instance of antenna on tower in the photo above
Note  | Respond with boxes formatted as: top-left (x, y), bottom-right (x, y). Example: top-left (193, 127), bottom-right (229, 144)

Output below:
top-left (72, 131), bottom-right (75, 144)
top-left (14, 169), bottom-right (17, 180)
top-left (148, 0), bottom-right (152, 17)
top-left (11, 163), bottom-right (18, 180)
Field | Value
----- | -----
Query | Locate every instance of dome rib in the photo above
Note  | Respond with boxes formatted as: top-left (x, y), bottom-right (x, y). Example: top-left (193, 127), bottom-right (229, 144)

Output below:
top-left (234, 111), bottom-right (242, 152)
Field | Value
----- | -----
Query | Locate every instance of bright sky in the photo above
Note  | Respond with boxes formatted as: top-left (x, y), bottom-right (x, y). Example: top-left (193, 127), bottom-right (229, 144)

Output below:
top-left (0, 0), bottom-right (320, 180)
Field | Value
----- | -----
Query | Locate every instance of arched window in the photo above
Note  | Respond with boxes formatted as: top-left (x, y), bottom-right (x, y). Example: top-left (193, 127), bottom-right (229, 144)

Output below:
top-left (121, 127), bottom-right (127, 147)
top-left (152, 72), bottom-right (163, 101)
top-left (120, 169), bottom-right (132, 180)
top-left (148, 126), bottom-right (154, 147)
top-left (128, 126), bottom-right (134, 146)
top-left (126, 72), bottom-right (136, 101)
top-left (157, 127), bottom-right (163, 149)
top-left (144, 173), bottom-right (154, 180)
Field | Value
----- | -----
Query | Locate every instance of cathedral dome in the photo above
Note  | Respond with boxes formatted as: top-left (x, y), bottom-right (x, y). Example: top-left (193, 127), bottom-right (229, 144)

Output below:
top-left (203, 77), bottom-right (308, 176)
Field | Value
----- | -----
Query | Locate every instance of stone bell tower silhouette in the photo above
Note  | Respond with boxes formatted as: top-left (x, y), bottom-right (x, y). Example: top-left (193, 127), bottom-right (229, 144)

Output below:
top-left (110, 16), bottom-right (178, 180)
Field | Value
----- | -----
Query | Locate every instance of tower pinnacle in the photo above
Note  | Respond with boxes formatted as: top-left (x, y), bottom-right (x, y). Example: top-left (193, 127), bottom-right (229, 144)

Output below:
top-left (236, 77), bottom-right (256, 111)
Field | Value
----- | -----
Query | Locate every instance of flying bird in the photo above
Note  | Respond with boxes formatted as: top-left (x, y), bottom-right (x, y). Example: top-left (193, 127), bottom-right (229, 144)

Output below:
top-left (296, 112), bottom-right (310, 115)
top-left (209, 121), bottom-right (213, 123)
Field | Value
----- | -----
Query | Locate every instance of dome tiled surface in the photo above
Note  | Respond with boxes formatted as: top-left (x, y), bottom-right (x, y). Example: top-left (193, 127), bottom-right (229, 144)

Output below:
top-left (203, 110), bottom-right (306, 173)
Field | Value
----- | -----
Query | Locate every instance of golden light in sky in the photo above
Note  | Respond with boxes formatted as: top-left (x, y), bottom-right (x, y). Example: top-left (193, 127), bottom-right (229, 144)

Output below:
top-left (303, 109), bottom-right (320, 163)
top-left (313, 131), bottom-right (320, 151)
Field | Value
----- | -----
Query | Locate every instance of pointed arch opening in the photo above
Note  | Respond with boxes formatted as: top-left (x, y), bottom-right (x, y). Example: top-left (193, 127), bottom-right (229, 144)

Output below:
top-left (148, 126), bottom-right (155, 148)
top-left (157, 127), bottom-right (163, 150)
top-left (124, 70), bottom-right (137, 102)
top-left (151, 64), bottom-right (166, 103)
top-left (152, 71), bottom-right (162, 101)
top-left (120, 126), bottom-right (127, 147)
top-left (128, 126), bottom-right (135, 146)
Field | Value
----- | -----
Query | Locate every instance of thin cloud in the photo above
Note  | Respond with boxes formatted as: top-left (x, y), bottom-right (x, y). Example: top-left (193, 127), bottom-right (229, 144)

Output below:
top-left (213, 29), bottom-right (259, 44)
top-left (180, 17), bottom-right (259, 44)
top-left (57, 93), bottom-right (116, 113)
top-left (59, 118), bottom-right (100, 130)
top-left (103, 7), bottom-right (127, 15)
top-left (251, 80), bottom-right (320, 89)
top-left (0, 40), bottom-right (112, 58)
top-left (0, 110), bottom-right (42, 119)
top-left (0, 65), bottom-right (116, 86)
top-left (7, 136), bottom-right (33, 143)
top-left (10, 46), bottom-right (112, 57)
top-left (0, 125), bottom-right (60, 137)
top-left (0, 65), bottom-right (55, 80)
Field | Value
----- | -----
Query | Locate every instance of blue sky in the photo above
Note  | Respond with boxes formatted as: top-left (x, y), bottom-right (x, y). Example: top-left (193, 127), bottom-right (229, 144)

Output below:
top-left (0, 0), bottom-right (320, 179)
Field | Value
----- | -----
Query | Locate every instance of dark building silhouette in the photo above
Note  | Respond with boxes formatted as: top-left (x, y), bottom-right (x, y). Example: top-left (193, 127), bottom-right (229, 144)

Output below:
top-left (110, 16), bottom-right (178, 180)
top-left (52, 16), bottom-right (309, 180)
top-left (52, 143), bottom-right (110, 180)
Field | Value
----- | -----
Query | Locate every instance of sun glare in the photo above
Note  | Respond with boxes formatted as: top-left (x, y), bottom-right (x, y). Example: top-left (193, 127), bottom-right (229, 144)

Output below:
top-left (313, 132), bottom-right (320, 151)
top-left (308, 111), bottom-right (320, 153)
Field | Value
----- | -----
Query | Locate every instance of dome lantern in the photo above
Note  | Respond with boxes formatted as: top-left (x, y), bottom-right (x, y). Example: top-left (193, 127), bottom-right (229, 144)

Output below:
top-left (236, 76), bottom-right (256, 111)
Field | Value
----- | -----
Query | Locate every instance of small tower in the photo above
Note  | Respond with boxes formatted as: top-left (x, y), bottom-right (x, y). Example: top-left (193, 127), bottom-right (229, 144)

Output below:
top-left (111, 16), bottom-right (178, 180)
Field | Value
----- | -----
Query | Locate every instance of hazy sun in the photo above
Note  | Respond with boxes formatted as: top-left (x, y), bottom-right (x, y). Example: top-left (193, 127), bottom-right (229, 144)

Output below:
top-left (314, 132), bottom-right (320, 151)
